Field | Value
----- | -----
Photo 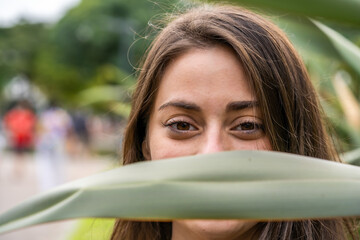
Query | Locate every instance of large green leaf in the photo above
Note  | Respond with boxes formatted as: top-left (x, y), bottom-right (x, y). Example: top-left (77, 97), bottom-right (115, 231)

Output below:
top-left (272, 16), bottom-right (342, 87)
top-left (1, 151), bottom-right (360, 235)
top-left (227, 0), bottom-right (360, 26)
top-left (312, 20), bottom-right (360, 76)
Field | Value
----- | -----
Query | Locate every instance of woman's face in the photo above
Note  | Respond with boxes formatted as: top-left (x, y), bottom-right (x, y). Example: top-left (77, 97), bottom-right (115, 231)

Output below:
top-left (144, 45), bottom-right (271, 239)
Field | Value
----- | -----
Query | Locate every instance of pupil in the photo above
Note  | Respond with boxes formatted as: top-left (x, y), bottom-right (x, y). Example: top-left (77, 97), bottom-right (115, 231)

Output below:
top-left (177, 122), bottom-right (189, 130)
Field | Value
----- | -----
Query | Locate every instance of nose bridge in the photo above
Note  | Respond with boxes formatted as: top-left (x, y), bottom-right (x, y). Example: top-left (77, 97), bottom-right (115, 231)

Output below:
top-left (200, 123), bottom-right (226, 154)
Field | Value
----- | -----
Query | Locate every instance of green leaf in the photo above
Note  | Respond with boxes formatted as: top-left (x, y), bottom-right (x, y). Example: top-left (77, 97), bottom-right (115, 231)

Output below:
top-left (312, 20), bottom-right (360, 76)
top-left (1, 151), bottom-right (360, 235)
top-left (272, 17), bottom-right (342, 83)
top-left (227, 0), bottom-right (360, 26)
top-left (69, 218), bottom-right (114, 240)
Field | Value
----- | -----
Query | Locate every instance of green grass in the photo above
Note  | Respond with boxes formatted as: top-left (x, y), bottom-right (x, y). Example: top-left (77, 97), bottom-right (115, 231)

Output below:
top-left (68, 218), bottom-right (115, 240)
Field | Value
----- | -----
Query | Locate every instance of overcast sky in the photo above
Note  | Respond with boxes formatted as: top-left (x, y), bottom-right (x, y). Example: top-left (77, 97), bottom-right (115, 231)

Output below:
top-left (0, 0), bottom-right (80, 26)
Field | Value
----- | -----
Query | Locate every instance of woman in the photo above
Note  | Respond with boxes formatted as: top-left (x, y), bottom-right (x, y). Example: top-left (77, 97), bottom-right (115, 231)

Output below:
top-left (111, 3), bottom-right (358, 240)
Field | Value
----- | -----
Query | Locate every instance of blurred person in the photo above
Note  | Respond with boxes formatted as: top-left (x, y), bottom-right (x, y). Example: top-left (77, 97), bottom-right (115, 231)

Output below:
top-left (35, 101), bottom-right (72, 191)
top-left (111, 3), bottom-right (358, 240)
top-left (69, 109), bottom-right (92, 158)
top-left (0, 121), bottom-right (6, 154)
top-left (3, 100), bottom-right (36, 176)
top-left (0, 119), bottom-right (7, 171)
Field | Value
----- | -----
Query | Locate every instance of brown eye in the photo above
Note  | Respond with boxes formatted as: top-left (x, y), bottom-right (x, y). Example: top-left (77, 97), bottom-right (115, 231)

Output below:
top-left (164, 119), bottom-right (199, 140)
top-left (164, 120), bottom-right (197, 132)
top-left (232, 121), bottom-right (262, 132)
top-left (239, 122), bottom-right (255, 131)
top-left (230, 119), bottom-right (265, 140)
top-left (176, 122), bottom-right (191, 131)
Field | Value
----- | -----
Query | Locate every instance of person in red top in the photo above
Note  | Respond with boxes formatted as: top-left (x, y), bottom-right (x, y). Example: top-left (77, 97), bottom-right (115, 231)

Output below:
top-left (4, 100), bottom-right (36, 154)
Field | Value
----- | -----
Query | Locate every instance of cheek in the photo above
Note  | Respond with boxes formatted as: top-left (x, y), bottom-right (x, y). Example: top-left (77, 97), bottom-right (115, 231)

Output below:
top-left (258, 137), bottom-right (272, 151)
top-left (149, 140), bottom-right (197, 160)
top-left (231, 137), bottom-right (272, 151)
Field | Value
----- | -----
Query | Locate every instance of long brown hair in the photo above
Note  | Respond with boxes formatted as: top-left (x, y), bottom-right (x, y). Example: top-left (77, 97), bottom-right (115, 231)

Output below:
top-left (111, 4), bottom-right (358, 240)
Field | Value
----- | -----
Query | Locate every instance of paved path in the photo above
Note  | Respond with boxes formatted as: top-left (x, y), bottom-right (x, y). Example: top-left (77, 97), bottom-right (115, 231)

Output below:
top-left (0, 152), bottom-right (115, 240)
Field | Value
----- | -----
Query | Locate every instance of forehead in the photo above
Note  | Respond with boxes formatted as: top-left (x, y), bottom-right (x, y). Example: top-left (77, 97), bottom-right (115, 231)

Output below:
top-left (154, 45), bottom-right (255, 110)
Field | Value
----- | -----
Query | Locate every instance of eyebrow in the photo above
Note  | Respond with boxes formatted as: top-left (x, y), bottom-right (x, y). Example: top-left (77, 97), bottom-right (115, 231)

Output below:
top-left (158, 100), bottom-right (258, 112)
top-left (158, 101), bottom-right (201, 112)
top-left (225, 101), bottom-right (259, 112)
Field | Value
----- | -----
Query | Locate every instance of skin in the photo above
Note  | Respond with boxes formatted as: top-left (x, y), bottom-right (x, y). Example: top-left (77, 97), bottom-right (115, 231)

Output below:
top-left (143, 45), bottom-right (271, 240)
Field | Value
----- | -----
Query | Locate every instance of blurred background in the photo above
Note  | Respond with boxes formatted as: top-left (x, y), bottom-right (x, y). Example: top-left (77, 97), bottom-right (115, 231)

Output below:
top-left (0, 0), bottom-right (359, 239)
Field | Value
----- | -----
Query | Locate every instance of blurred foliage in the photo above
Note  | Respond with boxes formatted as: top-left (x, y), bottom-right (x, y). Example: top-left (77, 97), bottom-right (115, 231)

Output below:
top-left (0, 22), bottom-right (46, 89)
top-left (226, 0), bottom-right (360, 26)
top-left (0, 0), bottom-right (176, 108)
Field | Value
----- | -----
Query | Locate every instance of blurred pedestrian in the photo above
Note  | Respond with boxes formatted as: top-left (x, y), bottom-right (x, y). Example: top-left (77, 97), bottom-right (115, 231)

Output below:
top-left (69, 109), bottom-right (91, 158)
top-left (3, 100), bottom-right (36, 176)
top-left (35, 101), bottom-right (72, 191)
top-left (0, 121), bottom-right (6, 154)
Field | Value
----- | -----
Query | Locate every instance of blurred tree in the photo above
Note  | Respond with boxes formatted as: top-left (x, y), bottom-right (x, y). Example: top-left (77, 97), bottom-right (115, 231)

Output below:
top-left (32, 0), bottom-right (176, 106)
top-left (0, 21), bottom-right (47, 89)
